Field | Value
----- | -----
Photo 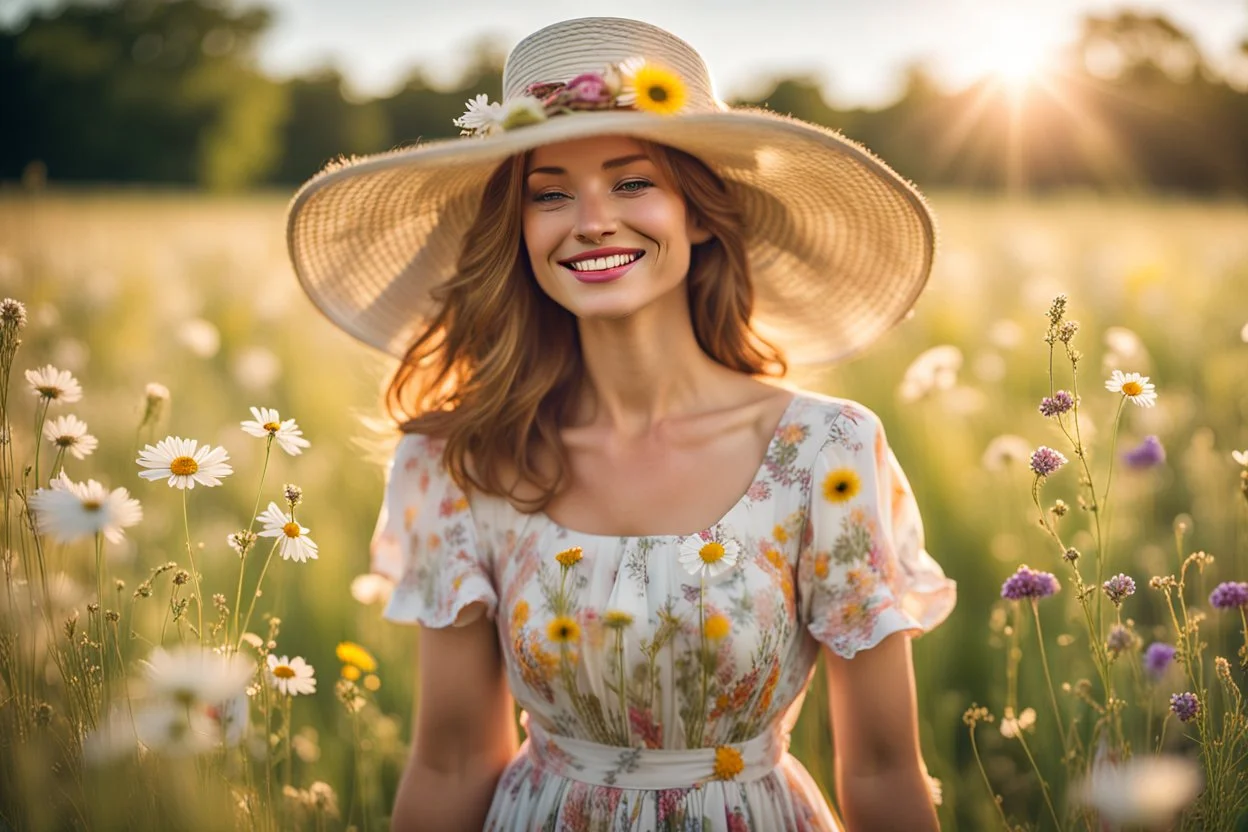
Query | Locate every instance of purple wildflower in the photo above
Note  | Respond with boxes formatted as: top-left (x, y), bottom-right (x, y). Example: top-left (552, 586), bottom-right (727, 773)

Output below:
top-left (564, 72), bottom-right (612, 106)
top-left (1106, 624), bottom-right (1135, 655)
top-left (1030, 446), bottom-right (1068, 478)
top-left (1169, 691), bottom-right (1200, 723)
top-left (1038, 390), bottom-right (1076, 418)
top-left (1001, 565), bottom-right (1061, 601)
top-left (1144, 642), bottom-right (1176, 679)
top-left (1121, 435), bottom-right (1166, 470)
top-left (1209, 581), bottom-right (1248, 610)
top-left (1102, 573), bottom-right (1136, 606)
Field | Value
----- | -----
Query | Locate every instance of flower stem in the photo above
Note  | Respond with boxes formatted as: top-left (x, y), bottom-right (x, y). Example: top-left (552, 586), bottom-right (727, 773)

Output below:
top-left (237, 539), bottom-right (281, 651)
top-left (1015, 728), bottom-right (1064, 832)
top-left (234, 438), bottom-right (274, 646)
top-left (181, 489), bottom-right (204, 640)
top-left (1031, 600), bottom-right (1072, 767)
top-left (969, 722), bottom-right (1011, 830)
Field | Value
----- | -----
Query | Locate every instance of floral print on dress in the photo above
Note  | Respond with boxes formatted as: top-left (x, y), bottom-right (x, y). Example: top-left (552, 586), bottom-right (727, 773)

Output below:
top-left (370, 392), bottom-right (956, 831)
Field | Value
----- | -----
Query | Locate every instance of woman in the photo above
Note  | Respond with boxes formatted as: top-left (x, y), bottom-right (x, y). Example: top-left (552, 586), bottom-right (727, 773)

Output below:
top-left (286, 17), bottom-right (956, 831)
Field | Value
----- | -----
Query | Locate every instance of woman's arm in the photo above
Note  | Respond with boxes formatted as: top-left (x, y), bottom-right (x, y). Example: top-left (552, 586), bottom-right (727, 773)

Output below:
top-left (823, 631), bottom-right (940, 831)
top-left (391, 607), bottom-right (518, 832)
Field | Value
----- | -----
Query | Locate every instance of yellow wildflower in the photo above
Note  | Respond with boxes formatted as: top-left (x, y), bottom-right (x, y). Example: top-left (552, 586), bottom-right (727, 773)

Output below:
top-left (547, 616), bottom-right (581, 645)
top-left (335, 641), bottom-right (377, 673)
top-left (555, 547), bottom-right (584, 568)
top-left (712, 746), bottom-right (745, 780)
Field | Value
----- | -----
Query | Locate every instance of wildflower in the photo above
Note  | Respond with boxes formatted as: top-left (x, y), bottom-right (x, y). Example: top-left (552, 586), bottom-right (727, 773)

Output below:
top-left (678, 534), bottom-right (741, 579)
top-left (0, 298), bottom-right (27, 330)
top-left (1233, 450), bottom-right (1248, 466)
top-left (626, 62), bottom-right (688, 115)
top-left (42, 415), bottom-right (98, 460)
top-left (999, 707), bottom-right (1036, 738)
top-left (498, 95), bottom-right (547, 131)
top-left (349, 573), bottom-right (393, 606)
top-left (898, 345), bottom-right (962, 402)
top-left (141, 382), bottom-right (170, 426)
top-left (1120, 435), bottom-right (1165, 470)
top-left (453, 93), bottom-right (504, 135)
top-left (178, 318), bottom-right (220, 358)
top-left (546, 615), bottom-right (581, 645)
top-left (1029, 446), bottom-right (1067, 478)
top-left (143, 646), bottom-right (255, 706)
top-left (1105, 370), bottom-right (1157, 408)
top-left (704, 614), bottom-right (731, 641)
top-left (1106, 624), bottom-right (1137, 655)
top-left (240, 407), bottom-right (310, 456)
top-left (25, 364), bottom-right (82, 403)
top-left (982, 434), bottom-right (1031, 471)
top-left (555, 546), bottom-right (583, 568)
top-left (1144, 642), bottom-right (1176, 679)
top-left (227, 529), bottom-right (258, 557)
top-left (1209, 581), bottom-right (1248, 610)
top-left (335, 641), bottom-right (377, 673)
top-left (1073, 753), bottom-right (1202, 827)
top-left (205, 691), bottom-right (249, 747)
top-left (335, 678), bottom-right (365, 713)
top-left (256, 501), bottom-right (318, 563)
top-left (1168, 691), bottom-right (1200, 723)
top-left (29, 476), bottom-right (142, 544)
top-left (603, 610), bottom-right (634, 630)
top-left (136, 436), bottom-right (233, 489)
top-left (266, 654), bottom-right (317, 696)
top-left (712, 745), bottom-right (745, 780)
top-left (1102, 574), bottom-right (1136, 606)
top-left (822, 469), bottom-right (861, 503)
top-left (1000, 565), bottom-right (1060, 601)
top-left (1057, 320), bottom-right (1079, 343)
top-left (1215, 656), bottom-right (1233, 686)
top-left (1063, 547), bottom-right (1080, 563)
top-left (363, 674), bottom-right (381, 692)
top-left (283, 483), bottom-right (303, 507)
top-left (1038, 390), bottom-right (1076, 417)
top-left (962, 704), bottom-right (994, 727)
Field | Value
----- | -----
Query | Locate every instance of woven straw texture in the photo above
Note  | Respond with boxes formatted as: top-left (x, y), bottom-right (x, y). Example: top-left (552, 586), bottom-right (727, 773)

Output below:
top-left (285, 17), bottom-right (935, 366)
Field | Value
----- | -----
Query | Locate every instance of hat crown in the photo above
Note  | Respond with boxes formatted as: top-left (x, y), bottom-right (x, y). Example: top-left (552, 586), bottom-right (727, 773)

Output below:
top-left (502, 17), bottom-right (719, 111)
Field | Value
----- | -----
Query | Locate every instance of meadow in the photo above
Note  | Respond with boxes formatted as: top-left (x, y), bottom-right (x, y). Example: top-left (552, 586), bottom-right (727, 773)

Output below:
top-left (1, 188), bottom-right (1246, 830)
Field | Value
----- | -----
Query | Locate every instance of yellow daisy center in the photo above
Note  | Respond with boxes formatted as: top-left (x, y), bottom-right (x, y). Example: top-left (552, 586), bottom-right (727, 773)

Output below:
top-left (282, 522), bottom-right (301, 538)
top-left (704, 614), bottom-right (731, 641)
top-left (1121, 381), bottom-right (1143, 397)
top-left (37, 386), bottom-right (59, 398)
top-left (54, 436), bottom-right (75, 447)
top-left (170, 456), bottom-right (198, 476)
top-left (631, 63), bottom-right (687, 115)
top-left (699, 542), bottom-right (726, 564)
top-left (81, 499), bottom-right (101, 512)
top-left (712, 746), bottom-right (745, 780)
top-left (263, 421), bottom-right (281, 432)
top-left (547, 616), bottom-right (581, 644)
top-left (822, 469), bottom-right (861, 503)
top-left (272, 664), bottom-right (296, 679)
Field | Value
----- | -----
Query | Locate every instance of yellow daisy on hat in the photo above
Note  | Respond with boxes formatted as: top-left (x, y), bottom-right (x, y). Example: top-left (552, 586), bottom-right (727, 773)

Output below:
top-left (285, 16), bottom-right (935, 366)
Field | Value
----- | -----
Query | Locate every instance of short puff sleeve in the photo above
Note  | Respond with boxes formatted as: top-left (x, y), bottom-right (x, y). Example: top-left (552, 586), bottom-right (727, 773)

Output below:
top-left (369, 433), bottom-right (497, 627)
top-left (799, 409), bottom-right (955, 658)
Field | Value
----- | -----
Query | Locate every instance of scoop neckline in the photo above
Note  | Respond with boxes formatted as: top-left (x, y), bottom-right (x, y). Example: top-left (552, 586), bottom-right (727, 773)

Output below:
top-left (533, 390), bottom-right (807, 542)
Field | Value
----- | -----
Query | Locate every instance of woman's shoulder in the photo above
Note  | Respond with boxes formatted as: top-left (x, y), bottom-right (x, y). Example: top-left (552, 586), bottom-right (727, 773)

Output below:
top-left (787, 388), bottom-right (885, 444)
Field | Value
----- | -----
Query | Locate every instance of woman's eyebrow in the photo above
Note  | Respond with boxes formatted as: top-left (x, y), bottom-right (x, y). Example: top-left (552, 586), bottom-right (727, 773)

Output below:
top-left (526, 154), bottom-right (651, 178)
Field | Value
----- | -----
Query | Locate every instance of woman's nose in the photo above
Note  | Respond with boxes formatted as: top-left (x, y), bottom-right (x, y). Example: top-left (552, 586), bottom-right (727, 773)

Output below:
top-left (573, 191), bottom-right (616, 243)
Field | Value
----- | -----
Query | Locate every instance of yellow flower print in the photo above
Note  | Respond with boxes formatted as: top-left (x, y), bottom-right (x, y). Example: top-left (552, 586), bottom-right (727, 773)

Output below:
top-left (629, 62), bottom-right (687, 115)
top-left (511, 599), bottom-right (530, 629)
top-left (452, 495), bottom-right (470, 512)
top-left (712, 746), bottom-right (745, 780)
top-left (780, 423), bottom-right (806, 444)
top-left (814, 552), bottom-right (830, 580)
top-left (555, 546), bottom-right (583, 568)
top-left (765, 548), bottom-right (786, 570)
top-left (603, 610), bottom-right (634, 630)
top-left (823, 468), bottom-right (861, 503)
top-left (546, 615), bottom-right (581, 645)
top-left (704, 614), bottom-right (731, 641)
top-left (773, 524), bottom-right (789, 544)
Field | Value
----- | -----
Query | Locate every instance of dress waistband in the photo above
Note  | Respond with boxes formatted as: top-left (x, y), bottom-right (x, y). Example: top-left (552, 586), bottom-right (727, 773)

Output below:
top-left (521, 714), bottom-right (789, 790)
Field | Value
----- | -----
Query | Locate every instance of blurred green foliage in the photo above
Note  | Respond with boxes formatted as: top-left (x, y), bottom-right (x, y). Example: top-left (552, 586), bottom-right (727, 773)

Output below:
top-left (3, 1), bottom-right (1248, 193)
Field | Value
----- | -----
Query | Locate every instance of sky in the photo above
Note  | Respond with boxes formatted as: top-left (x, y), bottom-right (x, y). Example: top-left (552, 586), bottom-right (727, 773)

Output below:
top-left (4, 0), bottom-right (1246, 106)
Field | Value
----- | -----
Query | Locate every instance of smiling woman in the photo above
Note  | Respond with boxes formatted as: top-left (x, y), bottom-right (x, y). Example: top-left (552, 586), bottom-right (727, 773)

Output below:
top-left (284, 15), bottom-right (954, 832)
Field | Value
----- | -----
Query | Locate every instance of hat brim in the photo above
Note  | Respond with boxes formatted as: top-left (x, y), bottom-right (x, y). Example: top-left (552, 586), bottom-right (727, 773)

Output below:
top-left (286, 107), bottom-right (934, 365)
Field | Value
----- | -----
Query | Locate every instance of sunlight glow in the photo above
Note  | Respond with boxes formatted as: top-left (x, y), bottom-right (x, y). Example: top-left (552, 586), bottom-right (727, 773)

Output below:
top-left (969, 21), bottom-right (1059, 94)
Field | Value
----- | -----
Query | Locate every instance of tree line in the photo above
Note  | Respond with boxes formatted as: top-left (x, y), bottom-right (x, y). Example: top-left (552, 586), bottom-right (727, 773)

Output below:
top-left (4, 0), bottom-right (1248, 194)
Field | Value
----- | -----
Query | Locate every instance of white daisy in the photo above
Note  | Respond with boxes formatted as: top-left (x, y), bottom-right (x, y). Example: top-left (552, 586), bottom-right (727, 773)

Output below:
top-left (453, 93), bottom-right (504, 135)
top-left (614, 56), bottom-right (647, 106)
top-left (1231, 450), bottom-right (1248, 466)
top-left (981, 434), bottom-right (1032, 472)
top-left (256, 501), bottom-right (318, 563)
top-left (204, 691), bottom-right (250, 747)
top-left (267, 654), bottom-right (317, 696)
top-left (136, 436), bottom-right (233, 489)
top-left (143, 646), bottom-right (255, 706)
top-left (1105, 370), bottom-right (1157, 407)
top-left (497, 95), bottom-right (547, 131)
top-left (240, 406), bottom-right (310, 456)
top-left (350, 573), bottom-right (394, 605)
top-left (29, 476), bottom-right (142, 544)
top-left (678, 533), bottom-right (741, 579)
top-left (1074, 754), bottom-right (1201, 827)
top-left (42, 414), bottom-right (98, 460)
top-left (25, 364), bottom-right (82, 404)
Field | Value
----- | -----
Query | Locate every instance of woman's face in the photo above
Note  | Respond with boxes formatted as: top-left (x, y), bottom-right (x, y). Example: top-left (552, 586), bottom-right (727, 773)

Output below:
top-left (521, 135), bottom-right (711, 322)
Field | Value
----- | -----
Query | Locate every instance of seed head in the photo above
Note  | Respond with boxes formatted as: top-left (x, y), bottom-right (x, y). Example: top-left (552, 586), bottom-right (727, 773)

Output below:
top-left (283, 483), bottom-right (303, 508)
top-left (1102, 573), bottom-right (1136, 606)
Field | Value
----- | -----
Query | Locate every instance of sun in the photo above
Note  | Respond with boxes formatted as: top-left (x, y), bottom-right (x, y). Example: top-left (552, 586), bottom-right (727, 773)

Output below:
top-left (970, 21), bottom-right (1059, 95)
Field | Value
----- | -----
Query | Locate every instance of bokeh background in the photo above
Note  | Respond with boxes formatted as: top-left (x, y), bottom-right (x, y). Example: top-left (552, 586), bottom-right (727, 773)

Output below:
top-left (4, 1), bottom-right (1248, 829)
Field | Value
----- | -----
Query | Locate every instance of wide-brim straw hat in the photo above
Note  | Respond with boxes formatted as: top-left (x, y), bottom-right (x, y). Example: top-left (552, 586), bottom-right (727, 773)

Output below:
top-left (286, 16), bottom-right (935, 365)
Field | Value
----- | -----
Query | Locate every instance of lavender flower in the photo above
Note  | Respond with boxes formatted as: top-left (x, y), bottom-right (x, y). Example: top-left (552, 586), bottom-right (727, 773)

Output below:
top-left (1209, 581), bottom-right (1248, 610)
top-left (1144, 643), bottom-right (1176, 679)
top-left (1029, 446), bottom-right (1068, 478)
top-left (1121, 435), bottom-right (1166, 470)
top-left (1169, 691), bottom-right (1200, 723)
top-left (1038, 390), bottom-right (1076, 417)
top-left (1106, 624), bottom-right (1136, 655)
top-left (1001, 565), bottom-right (1061, 601)
top-left (1102, 573), bottom-right (1136, 606)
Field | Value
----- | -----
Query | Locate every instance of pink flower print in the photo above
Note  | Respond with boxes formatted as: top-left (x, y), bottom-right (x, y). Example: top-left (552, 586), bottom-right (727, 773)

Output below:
top-left (629, 706), bottom-right (663, 749)
top-left (745, 479), bottom-right (772, 502)
top-left (657, 788), bottom-right (687, 823)
top-left (565, 72), bottom-right (611, 105)
top-left (727, 807), bottom-right (750, 832)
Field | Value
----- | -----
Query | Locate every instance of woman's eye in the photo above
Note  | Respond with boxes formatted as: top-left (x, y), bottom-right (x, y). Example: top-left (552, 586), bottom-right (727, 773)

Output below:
top-left (617, 179), bottom-right (652, 193)
top-left (533, 191), bottom-right (567, 203)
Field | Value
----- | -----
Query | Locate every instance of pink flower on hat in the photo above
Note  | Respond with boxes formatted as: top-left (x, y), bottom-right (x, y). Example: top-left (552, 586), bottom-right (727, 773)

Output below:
top-left (565, 73), bottom-right (611, 106)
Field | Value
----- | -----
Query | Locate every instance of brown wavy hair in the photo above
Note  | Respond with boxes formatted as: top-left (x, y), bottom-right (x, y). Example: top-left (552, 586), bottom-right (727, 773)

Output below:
top-left (384, 140), bottom-right (786, 510)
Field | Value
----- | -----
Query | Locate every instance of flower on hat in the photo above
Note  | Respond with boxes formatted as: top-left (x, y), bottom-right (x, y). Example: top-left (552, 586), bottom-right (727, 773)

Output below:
top-left (624, 61), bottom-right (687, 116)
top-left (453, 93), bottom-right (504, 136)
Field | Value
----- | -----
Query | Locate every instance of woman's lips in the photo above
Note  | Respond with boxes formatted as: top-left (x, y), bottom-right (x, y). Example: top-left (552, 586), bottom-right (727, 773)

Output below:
top-left (562, 252), bottom-right (645, 284)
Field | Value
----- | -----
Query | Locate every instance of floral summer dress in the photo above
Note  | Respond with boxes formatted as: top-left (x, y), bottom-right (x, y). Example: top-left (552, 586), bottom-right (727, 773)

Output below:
top-left (370, 391), bottom-right (956, 831)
